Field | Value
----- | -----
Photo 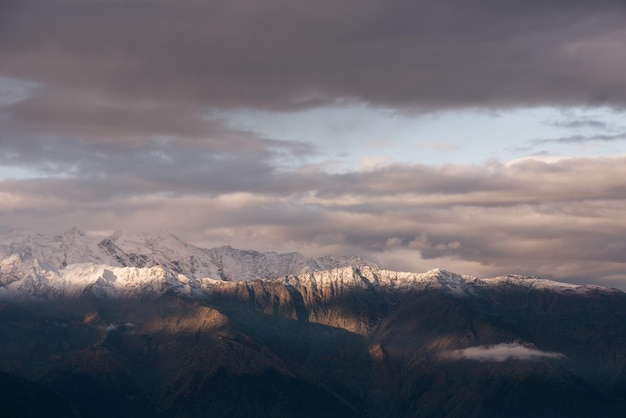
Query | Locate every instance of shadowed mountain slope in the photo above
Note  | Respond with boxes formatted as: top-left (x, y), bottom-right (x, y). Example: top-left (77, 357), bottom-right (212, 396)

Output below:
top-left (1, 229), bottom-right (626, 417)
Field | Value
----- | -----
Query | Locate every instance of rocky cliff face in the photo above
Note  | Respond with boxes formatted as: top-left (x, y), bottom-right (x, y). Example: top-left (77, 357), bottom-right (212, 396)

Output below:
top-left (1, 229), bottom-right (626, 417)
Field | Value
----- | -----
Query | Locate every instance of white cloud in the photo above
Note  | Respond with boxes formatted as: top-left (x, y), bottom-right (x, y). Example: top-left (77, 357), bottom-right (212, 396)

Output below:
top-left (440, 343), bottom-right (565, 362)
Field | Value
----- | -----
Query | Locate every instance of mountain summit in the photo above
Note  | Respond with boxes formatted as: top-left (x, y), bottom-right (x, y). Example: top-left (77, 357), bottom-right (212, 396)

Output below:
top-left (0, 228), bottom-right (378, 299)
top-left (0, 227), bottom-right (612, 301)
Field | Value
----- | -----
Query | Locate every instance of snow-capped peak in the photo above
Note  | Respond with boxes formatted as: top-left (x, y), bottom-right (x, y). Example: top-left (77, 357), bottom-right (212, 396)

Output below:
top-left (0, 228), bottom-right (379, 300)
top-left (0, 228), bottom-right (620, 302)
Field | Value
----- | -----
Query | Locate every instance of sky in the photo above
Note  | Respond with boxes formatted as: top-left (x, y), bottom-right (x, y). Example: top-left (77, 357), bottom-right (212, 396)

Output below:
top-left (1, 0), bottom-right (626, 287)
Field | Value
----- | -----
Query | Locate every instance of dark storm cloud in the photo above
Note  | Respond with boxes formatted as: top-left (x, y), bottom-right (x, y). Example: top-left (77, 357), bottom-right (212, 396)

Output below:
top-left (1, 0), bottom-right (626, 109)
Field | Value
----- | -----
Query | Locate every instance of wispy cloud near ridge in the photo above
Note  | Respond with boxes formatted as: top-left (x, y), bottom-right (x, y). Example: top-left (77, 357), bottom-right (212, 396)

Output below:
top-left (440, 343), bottom-right (565, 362)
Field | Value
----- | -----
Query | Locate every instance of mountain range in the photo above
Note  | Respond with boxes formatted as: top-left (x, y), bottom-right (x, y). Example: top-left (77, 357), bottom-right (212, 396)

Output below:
top-left (1, 228), bottom-right (626, 417)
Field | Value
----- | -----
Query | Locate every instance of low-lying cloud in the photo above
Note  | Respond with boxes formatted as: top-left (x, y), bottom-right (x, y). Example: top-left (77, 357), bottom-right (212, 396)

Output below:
top-left (440, 343), bottom-right (565, 362)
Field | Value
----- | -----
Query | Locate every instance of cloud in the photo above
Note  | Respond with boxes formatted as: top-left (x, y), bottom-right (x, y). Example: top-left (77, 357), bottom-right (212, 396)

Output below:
top-left (0, 86), bottom-right (315, 192)
top-left (532, 132), bottom-right (626, 145)
top-left (440, 343), bottom-right (565, 362)
top-left (546, 118), bottom-right (612, 130)
top-left (1, 1), bottom-right (626, 110)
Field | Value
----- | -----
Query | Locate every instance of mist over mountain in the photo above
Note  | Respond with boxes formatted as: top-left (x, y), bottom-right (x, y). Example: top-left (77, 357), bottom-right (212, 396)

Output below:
top-left (1, 228), bottom-right (626, 417)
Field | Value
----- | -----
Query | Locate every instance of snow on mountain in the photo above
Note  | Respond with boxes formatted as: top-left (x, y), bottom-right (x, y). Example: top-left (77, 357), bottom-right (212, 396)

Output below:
top-left (0, 228), bottom-right (619, 301)
top-left (0, 228), bottom-right (379, 300)
top-left (0, 227), bottom-right (116, 271)
top-left (97, 230), bottom-right (379, 281)
top-left (98, 230), bottom-right (219, 279)
top-left (0, 262), bottom-right (189, 301)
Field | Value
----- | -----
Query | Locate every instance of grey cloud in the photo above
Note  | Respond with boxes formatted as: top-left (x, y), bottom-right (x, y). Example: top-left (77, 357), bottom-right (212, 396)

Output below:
top-left (0, 86), bottom-right (315, 192)
top-left (4, 92), bottom-right (229, 144)
top-left (1, 90), bottom-right (310, 155)
top-left (316, 157), bottom-right (626, 203)
top-left (1, 0), bottom-right (626, 110)
top-left (2, 0), bottom-right (624, 202)
top-left (440, 343), bottom-right (565, 362)
top-left (4, 135), bottom-right (626, 202)
top-left (546, 118), bottom-right (612, 130)
top-left (0, 140), bottom-right (291, 196)
top-left (532, 132), bottom-right (626, 145)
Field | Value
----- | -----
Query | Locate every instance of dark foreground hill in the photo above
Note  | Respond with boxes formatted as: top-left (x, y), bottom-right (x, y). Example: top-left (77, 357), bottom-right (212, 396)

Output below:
top-left (1, 267), bottom-right (626, 418)
top-left (1, 229), bottom-right (626, 417)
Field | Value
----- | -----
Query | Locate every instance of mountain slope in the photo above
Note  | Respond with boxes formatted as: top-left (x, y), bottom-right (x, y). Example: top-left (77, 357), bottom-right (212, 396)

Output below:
top-left (1, 228), bottom-right (626, 417)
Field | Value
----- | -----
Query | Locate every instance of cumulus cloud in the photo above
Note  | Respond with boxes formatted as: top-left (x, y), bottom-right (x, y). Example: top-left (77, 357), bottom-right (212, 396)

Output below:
top-left (440, 343), bottom-right (565, 362)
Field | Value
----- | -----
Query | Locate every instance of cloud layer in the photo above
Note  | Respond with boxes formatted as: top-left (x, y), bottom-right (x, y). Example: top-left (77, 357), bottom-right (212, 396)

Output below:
top-left (1, 1), bottom-right (626, 287)
top-left (2, 0), bottom-right (626, 110)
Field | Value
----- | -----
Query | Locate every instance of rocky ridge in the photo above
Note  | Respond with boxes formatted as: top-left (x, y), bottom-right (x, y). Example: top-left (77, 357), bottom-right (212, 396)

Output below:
top-left (0, 227), bottom-right (616, 304)
top-left (0, 227), bottom-right (377, 298)
top-left (2, 228), bottom-right (626, 417)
